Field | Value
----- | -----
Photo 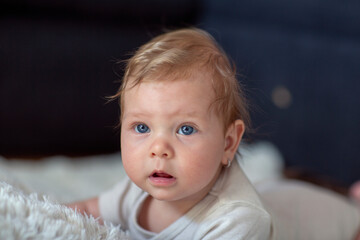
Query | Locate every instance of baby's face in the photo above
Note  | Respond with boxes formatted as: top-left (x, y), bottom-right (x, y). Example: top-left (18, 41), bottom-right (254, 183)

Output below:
top-left (120, 74), bottom-right (228, 205)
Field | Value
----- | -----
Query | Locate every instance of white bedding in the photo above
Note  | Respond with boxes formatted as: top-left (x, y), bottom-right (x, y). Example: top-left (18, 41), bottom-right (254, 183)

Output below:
top-left (0, 153), bottom-right (125, 204)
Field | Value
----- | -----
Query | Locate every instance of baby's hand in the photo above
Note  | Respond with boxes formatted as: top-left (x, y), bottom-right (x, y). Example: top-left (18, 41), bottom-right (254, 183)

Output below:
top-left (66, 197), bottom-right (102, 223)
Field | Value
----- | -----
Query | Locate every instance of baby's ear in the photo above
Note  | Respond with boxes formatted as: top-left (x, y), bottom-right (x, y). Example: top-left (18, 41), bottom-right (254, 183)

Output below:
top-left (223, 120), bottom-right (245, 164)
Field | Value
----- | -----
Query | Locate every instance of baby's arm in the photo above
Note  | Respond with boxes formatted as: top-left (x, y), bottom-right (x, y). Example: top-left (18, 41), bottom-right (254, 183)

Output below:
top-left (66, 197), bottom-right (101, 220)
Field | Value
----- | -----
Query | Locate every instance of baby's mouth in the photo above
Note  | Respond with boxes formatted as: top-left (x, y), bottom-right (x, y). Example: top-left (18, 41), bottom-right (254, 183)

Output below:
top-left (151, 172), bottom-right (174, 178)
top-left (149, 171), bottom-right (176, 185)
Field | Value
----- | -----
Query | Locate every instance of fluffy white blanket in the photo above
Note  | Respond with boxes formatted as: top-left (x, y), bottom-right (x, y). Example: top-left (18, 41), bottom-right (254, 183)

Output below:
top-left (0, 181), bottom-right (129, 240)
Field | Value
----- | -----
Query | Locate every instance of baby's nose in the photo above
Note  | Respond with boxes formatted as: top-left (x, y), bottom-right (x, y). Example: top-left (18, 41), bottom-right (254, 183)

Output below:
top-left (149, 138), bottom-right (174, 159)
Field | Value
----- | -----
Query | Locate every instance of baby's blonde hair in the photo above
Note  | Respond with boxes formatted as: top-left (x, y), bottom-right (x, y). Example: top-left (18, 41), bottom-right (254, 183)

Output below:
top-left (113, 28), bottom-right (250, 133)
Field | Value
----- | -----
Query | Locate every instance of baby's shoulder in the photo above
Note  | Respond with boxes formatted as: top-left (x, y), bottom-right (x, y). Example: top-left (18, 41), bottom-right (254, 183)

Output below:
top-left (194, 199), bottom-right (272, 239)
top-left (208, 196), bottom-right (271, 221)
top-left (213, 162), bottom-right (266, 209)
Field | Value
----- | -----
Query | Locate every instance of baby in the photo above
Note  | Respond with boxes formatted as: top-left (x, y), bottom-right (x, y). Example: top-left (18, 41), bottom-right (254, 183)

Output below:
top-left (68, 28), bottom-right (274, 239)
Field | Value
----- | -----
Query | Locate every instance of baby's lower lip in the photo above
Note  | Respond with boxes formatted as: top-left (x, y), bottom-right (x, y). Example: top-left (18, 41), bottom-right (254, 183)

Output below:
top-left (149, 175), bottom-right (176, 186)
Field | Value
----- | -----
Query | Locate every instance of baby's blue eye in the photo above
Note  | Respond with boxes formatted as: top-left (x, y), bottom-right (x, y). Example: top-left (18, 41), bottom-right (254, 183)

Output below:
top-left (178, 125), bottom-right (197, 135)
top-left (135, 124), bottom-right (150, 133)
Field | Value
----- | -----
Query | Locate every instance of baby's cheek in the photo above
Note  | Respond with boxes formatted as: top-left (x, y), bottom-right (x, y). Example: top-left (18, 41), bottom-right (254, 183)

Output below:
top-left (122, 154), bottom-right (141, 182)
top-left (182, 156), bottom-right (216, 178)
top-left (121, 145), bottom-right (136, 167)
top-left (121, 134), bottom-right (141, 154)
top-left (122, 141), bottom-right (146, 168)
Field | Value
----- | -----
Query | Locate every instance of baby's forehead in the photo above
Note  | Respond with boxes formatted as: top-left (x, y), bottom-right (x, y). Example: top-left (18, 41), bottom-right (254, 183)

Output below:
top-left (128, 66), bottom-right (214, 89)
top-left (124, 75), bottom-right (220, 115)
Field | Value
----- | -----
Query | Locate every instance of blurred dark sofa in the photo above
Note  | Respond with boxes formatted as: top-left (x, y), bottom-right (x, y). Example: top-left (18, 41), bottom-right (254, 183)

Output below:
top-left (0, 0), bottom-right (199, 156)
top-left (201, 0), bottom-right (360, 186)
top-left (1, 0), bottom-right (359, 185)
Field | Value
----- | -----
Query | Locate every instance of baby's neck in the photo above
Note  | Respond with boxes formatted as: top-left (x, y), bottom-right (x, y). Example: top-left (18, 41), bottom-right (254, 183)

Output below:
top-left (138, 195), bottom-right (201, 233)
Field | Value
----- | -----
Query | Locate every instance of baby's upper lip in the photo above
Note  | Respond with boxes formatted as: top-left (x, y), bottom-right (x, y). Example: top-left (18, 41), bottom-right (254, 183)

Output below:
top-left (150, 170), bottom-right (175, 178)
